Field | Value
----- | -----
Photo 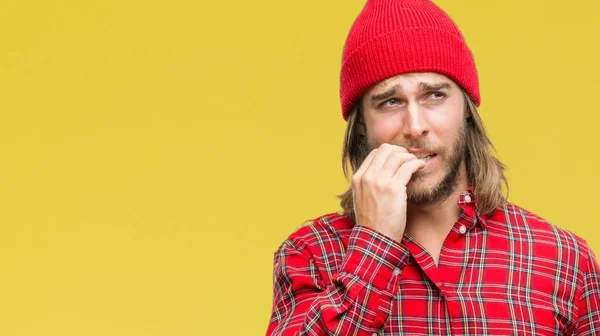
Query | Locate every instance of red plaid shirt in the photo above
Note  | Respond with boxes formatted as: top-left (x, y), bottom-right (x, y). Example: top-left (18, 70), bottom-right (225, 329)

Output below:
top-left (266, 191), bottom-right (600, 335)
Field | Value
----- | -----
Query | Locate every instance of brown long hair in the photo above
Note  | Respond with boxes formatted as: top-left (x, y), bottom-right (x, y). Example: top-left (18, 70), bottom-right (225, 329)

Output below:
top-left (338, 92), bottom-right (508, 220)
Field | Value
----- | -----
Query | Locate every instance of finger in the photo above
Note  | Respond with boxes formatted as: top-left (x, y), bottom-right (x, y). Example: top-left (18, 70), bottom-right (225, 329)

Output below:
top-left (351, 148), bottom-right (379, 196)
top-left (353, 148), bottom-right (379, 180)
top-left (365, 143), bottom-right (400, 173)
top-left (391, 158), bottom-right (426, 186)
top-left (378, 152), bottom-right (418, 179)
top-left (391, 144), bottom-right (409, 153)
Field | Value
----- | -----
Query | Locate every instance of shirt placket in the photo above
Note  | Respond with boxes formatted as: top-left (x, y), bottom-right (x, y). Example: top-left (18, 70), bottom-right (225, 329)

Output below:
top-left (401, 208), bottom-right (477, 335)
top-left (439, 216), bottom-right (476, 335)
top-left (403, 237), bottom-right (447, 334)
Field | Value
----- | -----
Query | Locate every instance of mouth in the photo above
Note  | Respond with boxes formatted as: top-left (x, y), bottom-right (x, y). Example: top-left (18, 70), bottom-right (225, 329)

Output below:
top-left (415, 153), bottom-right (437, 162)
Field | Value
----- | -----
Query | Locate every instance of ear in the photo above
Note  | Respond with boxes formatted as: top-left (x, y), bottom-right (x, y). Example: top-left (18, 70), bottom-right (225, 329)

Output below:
top-left (462, 93), bottom-right (475, 120)
top-left (465, 112), bottom-right (473, 125)
top-left (358, 122), bottom-right (366, 136)
top-left (355, 98), bottom-right (366, 136)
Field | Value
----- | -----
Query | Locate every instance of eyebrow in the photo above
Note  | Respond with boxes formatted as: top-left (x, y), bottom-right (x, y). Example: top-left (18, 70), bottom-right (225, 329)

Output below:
top-left (419, 82), bottom-right (451, 91)
top-left (370, 84), bottom-right (403, 103)
top-left (369, 81), bottom-right (452, 104)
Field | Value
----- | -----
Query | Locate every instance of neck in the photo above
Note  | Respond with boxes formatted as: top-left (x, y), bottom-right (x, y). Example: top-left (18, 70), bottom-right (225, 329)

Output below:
top-left (404, 163), bottom-right (469, 240)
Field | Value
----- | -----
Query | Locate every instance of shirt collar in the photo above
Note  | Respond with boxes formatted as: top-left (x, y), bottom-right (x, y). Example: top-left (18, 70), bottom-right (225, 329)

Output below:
top-left (457, 186), bottom-right (488, 230)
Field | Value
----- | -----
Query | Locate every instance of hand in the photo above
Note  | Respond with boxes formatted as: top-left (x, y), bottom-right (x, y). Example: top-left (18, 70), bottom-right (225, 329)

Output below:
top-left (351, 143), bottom-right (425, 242)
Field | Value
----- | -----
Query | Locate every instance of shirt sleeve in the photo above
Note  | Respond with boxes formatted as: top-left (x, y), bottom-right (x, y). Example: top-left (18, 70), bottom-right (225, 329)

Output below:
top-left (266, 225), bottom-right (410, 336)
top-left (574, 243), bottom-right (600, 335)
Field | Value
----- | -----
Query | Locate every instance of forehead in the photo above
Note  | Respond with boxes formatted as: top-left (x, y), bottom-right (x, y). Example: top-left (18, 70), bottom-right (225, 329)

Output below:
top-left (365, 72), bottom-right (457, 95)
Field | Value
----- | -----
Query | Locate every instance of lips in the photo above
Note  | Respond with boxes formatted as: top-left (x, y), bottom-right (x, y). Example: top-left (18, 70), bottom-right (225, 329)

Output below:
top-left (407, 149), bottom-right (437, 162)
top-left (416, 153), bottom-right (436, 162)
top-left (417, 154), bottom-right (437, 162)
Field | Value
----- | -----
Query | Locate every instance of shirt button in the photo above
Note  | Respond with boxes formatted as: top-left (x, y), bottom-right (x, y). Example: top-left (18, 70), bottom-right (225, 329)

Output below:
top-left (372, 333), bottom-right (378, 336)
top-left (459, 225), bottom-right (467, 234)
top-left (464, 194), bottom-right (472, 203)
top-left (393, 268), bottom-right (401, 276)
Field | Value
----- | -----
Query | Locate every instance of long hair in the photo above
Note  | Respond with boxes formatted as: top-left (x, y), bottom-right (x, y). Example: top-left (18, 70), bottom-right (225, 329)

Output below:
top-left (338, 92), bottom-right (508, 220)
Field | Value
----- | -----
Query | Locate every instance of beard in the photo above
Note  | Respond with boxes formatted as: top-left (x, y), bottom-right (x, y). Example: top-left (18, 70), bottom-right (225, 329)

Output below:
top-left (366, 120), bottom-right (468, 205)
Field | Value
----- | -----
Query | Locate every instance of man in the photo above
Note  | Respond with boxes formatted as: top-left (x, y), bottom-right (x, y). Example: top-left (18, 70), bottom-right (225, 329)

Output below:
top-left (266, 0), bottom-right (600, 335)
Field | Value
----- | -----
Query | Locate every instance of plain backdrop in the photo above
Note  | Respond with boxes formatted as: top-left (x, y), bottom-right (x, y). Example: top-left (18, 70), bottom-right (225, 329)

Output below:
top-left (0, 0), bottom-right (599, 334)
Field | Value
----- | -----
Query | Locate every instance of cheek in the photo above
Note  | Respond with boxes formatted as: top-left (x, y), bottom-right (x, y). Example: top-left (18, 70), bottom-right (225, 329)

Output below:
top-left (429, 113), bottom-right (464, 147)
top-left (367, 118), bottom-right (403, 145)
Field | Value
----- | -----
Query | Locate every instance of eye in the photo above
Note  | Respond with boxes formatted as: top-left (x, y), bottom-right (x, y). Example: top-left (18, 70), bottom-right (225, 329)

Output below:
top-left (381, 98), bottom-right (402, 108)
top-left (428, 92), bottom-right (446, 100)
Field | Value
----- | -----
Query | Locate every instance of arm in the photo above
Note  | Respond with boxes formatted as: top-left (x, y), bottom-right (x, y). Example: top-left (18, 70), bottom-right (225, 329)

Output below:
top-left (266, 225), bottom-right (409, 336)
top-left (574, 244), bottom-right (600, 335)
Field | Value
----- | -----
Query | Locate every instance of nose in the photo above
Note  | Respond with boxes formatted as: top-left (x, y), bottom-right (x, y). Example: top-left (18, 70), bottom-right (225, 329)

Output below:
top-left (402, 103), bottom-right (429, 139)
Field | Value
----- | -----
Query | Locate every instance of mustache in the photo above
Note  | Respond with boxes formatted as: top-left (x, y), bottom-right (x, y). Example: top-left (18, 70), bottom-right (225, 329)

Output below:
top-left (393, 139), bottom-right (444, 154)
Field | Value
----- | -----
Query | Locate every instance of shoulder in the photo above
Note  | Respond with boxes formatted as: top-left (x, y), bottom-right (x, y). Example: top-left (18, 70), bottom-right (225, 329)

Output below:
top-left (487, 202), bottom-right (592, 257)
top-left (281, 210), bottom-right (355, 253)
top-left (274, 211), bottom-right (355, 266)
top-left (273, 211), bottom-right (356, 281)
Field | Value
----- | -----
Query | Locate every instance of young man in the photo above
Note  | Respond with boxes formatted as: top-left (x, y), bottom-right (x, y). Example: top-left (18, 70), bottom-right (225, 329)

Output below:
top-left (267, 0), bottom-right (600, 335)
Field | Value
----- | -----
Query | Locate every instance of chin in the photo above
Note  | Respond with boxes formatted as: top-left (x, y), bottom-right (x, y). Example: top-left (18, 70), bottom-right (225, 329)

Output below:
top-left (407, 171), bottom-right (440, 192)
top-left (406, 171), bottom-right (452, 205)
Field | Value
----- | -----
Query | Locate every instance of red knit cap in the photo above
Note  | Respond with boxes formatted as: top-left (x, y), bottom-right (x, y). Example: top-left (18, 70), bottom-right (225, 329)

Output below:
top-left (340, 0), bottom-right (480, 121)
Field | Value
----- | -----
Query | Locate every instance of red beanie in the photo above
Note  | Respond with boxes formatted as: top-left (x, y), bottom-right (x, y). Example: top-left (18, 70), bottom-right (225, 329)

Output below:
top-left (340, 0), bottom-right (480, 121)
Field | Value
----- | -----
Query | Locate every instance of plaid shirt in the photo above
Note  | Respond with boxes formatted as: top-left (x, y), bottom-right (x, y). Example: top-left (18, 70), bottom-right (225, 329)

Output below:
top-left (266, 190), bottom-right (600, 335)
